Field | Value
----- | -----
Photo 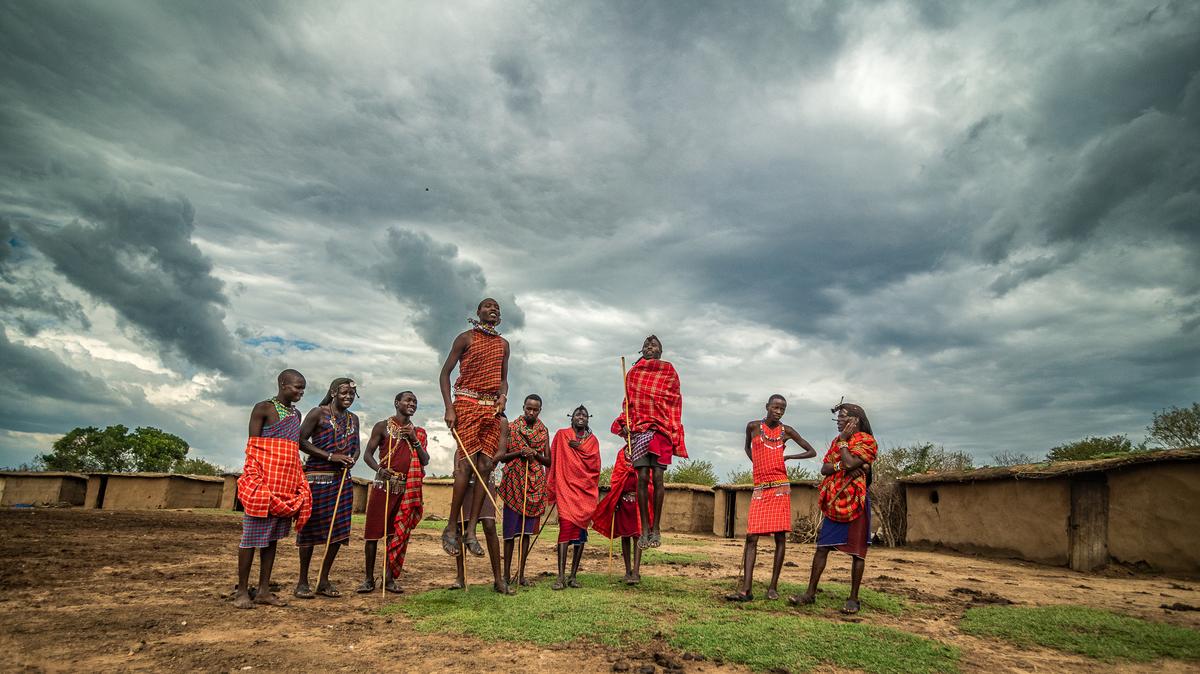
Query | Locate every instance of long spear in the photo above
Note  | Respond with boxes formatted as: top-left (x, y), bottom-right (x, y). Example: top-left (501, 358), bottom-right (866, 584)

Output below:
top-left (515, 466), bottom-right (529, 589)
top-left (320, 464), bottom-right (351, 572)
top-left (380, 430), bottom-right (395, 607)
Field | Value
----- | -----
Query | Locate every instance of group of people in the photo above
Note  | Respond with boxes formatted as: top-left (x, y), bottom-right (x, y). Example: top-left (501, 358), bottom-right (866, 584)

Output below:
top-left (232, 297), bottom-right (878, 615)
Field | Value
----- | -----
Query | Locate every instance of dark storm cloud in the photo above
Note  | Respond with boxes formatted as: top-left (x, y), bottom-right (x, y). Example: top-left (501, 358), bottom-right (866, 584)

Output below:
top-left (0, 330), bottom-right (116, 413)
top-left (22, 188), bottom-right (250, 375)
top-left (373, 227), bottom-right (526, 353)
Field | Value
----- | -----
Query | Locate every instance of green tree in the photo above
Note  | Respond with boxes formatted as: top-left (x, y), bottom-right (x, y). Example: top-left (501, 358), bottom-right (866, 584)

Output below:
top-left (171, 457), bottom-right (223, 476)
top-left (664, 459), bottom-right (717, 486)
top-left (598, 465), bottom-right (613, 489)
top-left (1045, 435), bottom-right (1134, 462)
top-left (38, 425), bottom-right (193, 473)
top-left (991, 450), bottom-right (1038, 467)
top-left (39, 425), bottom-right (133, 472)
top-left (786, 464), bottom-right (817, 481)
top-left (725, 468), bottom-right (753, 485)
top-left (1146, 403), bottom-right (1200, 449)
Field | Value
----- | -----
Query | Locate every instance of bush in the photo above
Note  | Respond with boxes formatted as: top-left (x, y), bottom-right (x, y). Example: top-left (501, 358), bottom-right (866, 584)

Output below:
top-left (1045, 435), bottom-right (1135, 462)
top-left (990, 451), bottom-right (1038, 467)
top-left (725, 468), bottom-right (753, 485)
top-left (664, 459), bottom-right (717, 486)
top-left (1147, 403), bottom-right (1200, 449)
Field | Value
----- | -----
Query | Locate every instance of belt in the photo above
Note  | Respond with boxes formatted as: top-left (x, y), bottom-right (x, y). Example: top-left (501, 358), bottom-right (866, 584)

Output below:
top-left (454, 389), bottom-right (497, 405)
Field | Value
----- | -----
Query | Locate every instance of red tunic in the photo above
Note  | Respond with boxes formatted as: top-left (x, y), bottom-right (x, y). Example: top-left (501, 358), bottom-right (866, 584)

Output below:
top-left (454, 330), bottom-right (505, 396)
top-left (747, 422), bottom-right (792, 535)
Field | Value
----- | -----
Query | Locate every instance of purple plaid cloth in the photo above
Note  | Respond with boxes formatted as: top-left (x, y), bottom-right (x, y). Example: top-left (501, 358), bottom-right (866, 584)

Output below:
top-left (240, 513), bottom-right (292, 548)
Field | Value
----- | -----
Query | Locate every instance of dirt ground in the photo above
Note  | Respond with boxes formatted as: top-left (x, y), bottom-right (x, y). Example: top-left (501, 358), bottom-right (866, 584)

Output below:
top-left (1, 508), bottom-right (1197, 673)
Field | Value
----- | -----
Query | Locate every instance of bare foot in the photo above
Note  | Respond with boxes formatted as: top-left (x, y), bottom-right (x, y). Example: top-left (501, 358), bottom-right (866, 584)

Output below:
top-left (766, 588), bottom-right (780, 600)
top-left (293, 582), bottom-right (315, 599)
top-left (254, 592), bottom-right (287, 607)
top-left (233, 591), bottom-right (255, 609)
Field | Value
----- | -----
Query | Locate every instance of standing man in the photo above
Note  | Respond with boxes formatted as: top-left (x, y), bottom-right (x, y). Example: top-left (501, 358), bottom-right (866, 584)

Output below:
top-left (294, 377), bottom-right (360, 599)
top-left (233, 369), bottom-right (312, 609)
top-left (612, 335), bottom-right (686, 549)
top-left (725, 394), bottom-right (816, 602)
top-left (548, 405), bottom-right (602, 590)
top-left (358, 391), bottom-right (429, 594)
top-left (790, 402), bottom-right (878, 614)
top-left (497, 394), bottom-right (550, 588)
top-left (592, 444), bottom-right (648, 585)
top-left (439, 298), bottom-right (510, 561)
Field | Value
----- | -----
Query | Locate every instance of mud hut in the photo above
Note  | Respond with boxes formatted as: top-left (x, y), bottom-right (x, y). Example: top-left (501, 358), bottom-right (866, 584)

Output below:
top-left (0, 471), bottom-right (88, 506)
top-left (84, 473), bottom-right (225, 510)
top-left (219, 473), bottom-right (242, 511)
top-left (901, 448), bottom-right (1200, 573)
top-left (712, 481), bottom-right (820, 538)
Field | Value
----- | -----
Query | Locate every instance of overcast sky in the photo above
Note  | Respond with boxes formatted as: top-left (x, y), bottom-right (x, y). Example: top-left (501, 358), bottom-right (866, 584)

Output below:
top-left (1, 1), bottom-right (1197, 479)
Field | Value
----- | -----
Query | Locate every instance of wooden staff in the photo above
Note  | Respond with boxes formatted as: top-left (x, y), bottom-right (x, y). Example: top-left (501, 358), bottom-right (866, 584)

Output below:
top-left (380, 431), bottom-right (395, 607)
top-left (515, 464), bottom-right (529, 589)
top-left (320, 464), bottom-right (351, 570)
top-left (451, 428), bottom-right (502, 513)
top-left (525, 502), bottom-right (557, 558)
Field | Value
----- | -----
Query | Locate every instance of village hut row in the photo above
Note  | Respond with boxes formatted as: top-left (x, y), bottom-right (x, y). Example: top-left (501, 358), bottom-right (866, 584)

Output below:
top-left (2, 447), bottom-right (1196, 573)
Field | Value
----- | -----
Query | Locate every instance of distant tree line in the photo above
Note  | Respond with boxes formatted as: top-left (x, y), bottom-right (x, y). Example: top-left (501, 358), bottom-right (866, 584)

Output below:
top-left (26, 425), bottom-right (224, 475)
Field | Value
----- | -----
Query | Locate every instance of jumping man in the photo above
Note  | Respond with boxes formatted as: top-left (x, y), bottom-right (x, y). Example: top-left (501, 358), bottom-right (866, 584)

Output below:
top-left (439, 298), bottom-right (510, 568)
top-left (450, 416), bottom-right (510, 594)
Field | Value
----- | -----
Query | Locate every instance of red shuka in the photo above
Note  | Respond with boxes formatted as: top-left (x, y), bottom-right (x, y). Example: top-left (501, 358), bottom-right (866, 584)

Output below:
top-left (455, 330), bottom-right (505, 396)
top-left (546, 428), bottom-right (601, 529)
top-left (610, 358), bottom-right (687, 458)
top-left (237, 436), bottom-right (313, 532)
top-left (817, 432), bottom-right (878, 522)
top-left (592, 445), bottom-right (653, 538)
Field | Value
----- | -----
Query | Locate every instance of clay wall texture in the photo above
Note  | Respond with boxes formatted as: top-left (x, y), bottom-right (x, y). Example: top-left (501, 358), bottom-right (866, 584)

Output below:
top-left (905, 480), bottom-right (1071, 565)
top-left (0, 473), bottom-right (87, 506)
top-left (1108, 462), bottom-right (1200, 573)
top-left (658, 486), bottom-right (714, 534)
top-left (712, 483), bottom-right (821, 538)
top-left (93, 475), bottom-right (224, 510)
top-left (220, 475), bottom-right (240, 510)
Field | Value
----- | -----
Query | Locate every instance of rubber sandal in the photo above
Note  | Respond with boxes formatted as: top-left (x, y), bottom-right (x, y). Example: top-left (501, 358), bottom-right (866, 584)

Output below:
top-left (293, 584), bottom-right (315, 599)
top-left (355, 579), bottom-right (376, 594)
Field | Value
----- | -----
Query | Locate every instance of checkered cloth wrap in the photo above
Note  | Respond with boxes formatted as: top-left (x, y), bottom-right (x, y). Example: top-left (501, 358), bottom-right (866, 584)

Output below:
top-left (498, 417), bottom-right (549, 517)
top-left (817, 432), bottom-right (877, 523)
top-left (237, 436), bottom-right (313, 533)
top-left (239, 512), bottom-right (292, 548)
top-left (747, 422), bottom-right (792, 535)
top-left (454, 329), bottom-right (506, 395)
top-left (592, 446), bottom-right (652, 538)
top-left (296, 412), bottom-right (359, 546)
top-left (610, 358), bottom-right (687, 459)
top-left (386, 429), bottom-right (425, 577)
top-left (546, 428), bottom-right (601, 530)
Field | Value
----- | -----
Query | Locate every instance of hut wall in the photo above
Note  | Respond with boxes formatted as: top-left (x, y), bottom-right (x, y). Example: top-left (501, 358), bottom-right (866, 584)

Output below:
top-left (659, 486), bottom-right (714, 534)
top-left (713, 484), bottom-right (820, 538)
top-left (905, 479), bottom-right (1071, 565)
top-left (101, 476), bottom-right (171, 509)
top-left (0, 474), bottom-right (87, 506)
top-left (163, 477), bottom-right (223, 508)
top-left (84, 476), bottom-right (104, 508)
top-left (351, 477), bottom-right (370, 514)
top-left (220, 475), bottom-right (241, 510)
top-left (421, 479), bottom-right (455, 520)
top-left (1108, 462), bottom-right (1200, 573)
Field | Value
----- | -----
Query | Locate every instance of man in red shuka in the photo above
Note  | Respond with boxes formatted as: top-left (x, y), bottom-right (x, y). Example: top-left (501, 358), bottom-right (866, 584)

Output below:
top-left (548, 405), bottom-right (601, 590)
top-left (612, 335), bottom-right (686, 550)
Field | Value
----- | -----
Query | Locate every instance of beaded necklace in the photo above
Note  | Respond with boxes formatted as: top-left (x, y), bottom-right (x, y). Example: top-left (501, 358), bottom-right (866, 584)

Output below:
top-left (269, 397), bottom-right (293, 422)
top-left (325, 406), bottom-right (353, 452)
top-left (467, 318), bottom-right (501, 336)
top-left (759, 420), bottom-right (786, 450)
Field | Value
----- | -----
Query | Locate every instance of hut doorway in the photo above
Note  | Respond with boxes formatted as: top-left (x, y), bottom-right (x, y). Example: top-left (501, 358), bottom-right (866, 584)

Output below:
top-left (1068, 473), bottom-right (1109, 572)
top-left (723, 491), bottom-right (736, 538)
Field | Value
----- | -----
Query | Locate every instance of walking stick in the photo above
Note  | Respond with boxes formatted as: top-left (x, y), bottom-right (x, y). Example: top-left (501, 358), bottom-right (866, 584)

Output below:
top-left (320, 464), bottom-right (351, 572)
top-left (515, 466), bottom-right (529, 588)
top-left (451, 428), bottom-right (503, 513)
top-left (607, 492), bottom-right (618, 577)
top-left (525, 503), bottom-right (557, 557)
top-left (380, 433), bottom-right (395, 606)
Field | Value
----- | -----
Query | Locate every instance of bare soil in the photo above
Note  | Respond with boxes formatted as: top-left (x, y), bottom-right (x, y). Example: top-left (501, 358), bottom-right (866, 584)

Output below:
top-left (1, 508), bottom-right (1196, 673)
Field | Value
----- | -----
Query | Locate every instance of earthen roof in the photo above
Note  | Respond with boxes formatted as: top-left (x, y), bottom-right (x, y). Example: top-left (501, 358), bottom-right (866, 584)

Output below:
top-left (713, 480), bottom-right (819, 492)
top-left (899, 447), bottom-right (1200, 485)
top-left (0, 471), bottom-right (87, 479)
top-left (83, 472), bottom-right (225, 483)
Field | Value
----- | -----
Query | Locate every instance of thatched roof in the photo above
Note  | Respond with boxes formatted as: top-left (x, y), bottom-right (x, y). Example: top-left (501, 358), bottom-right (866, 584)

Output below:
top-left (899, 447), bottom-right (1200, 485)
top-left (714, 480), bottom-right (819, 492)
top-left (0, 471), bottom-right (87, 479)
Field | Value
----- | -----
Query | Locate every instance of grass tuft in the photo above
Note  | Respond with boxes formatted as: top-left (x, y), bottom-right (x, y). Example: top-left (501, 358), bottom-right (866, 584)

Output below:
top-left (389, 574), bottom-right (955, 672)
top-left (961, 605), bottom-right (1200, 662)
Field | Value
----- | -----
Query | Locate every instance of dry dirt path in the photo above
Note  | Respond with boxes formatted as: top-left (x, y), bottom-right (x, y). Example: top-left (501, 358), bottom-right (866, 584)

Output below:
top-left (0, 509), bottom-right (1196, 673)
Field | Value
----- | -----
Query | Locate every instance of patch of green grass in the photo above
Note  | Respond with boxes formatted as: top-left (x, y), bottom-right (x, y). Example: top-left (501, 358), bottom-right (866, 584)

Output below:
top-left (662, 536), bottom-right (712, 547)
top-left (640, 549), bottom-right (709, 566)
top-left (760, 581), bottom-right (905, 616)
top-left (671, 610), bottom-right (958, 674)
top-left (961, 605), bottom-right (1200, 662)
top-left (388, 574), bottom-right (954, 673)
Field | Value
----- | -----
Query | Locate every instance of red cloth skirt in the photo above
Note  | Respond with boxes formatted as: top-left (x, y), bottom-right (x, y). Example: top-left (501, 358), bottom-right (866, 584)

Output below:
top-left (747, 483), bottom-right (792, 535)
top-left (364, 482), bottom-right (404, 541)
top-left (453, 397), bottom-right (501, 458)
top-left (612, 492), bottom-right (641, 538)
top-left (558, 518), bottom-right (589, 545)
